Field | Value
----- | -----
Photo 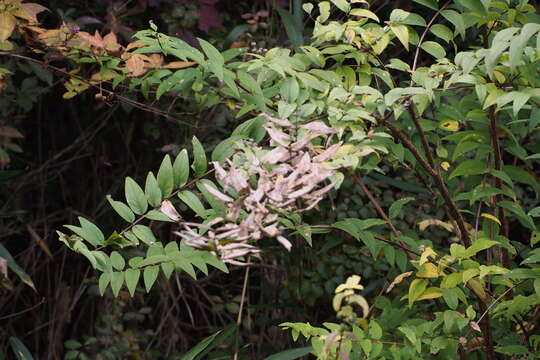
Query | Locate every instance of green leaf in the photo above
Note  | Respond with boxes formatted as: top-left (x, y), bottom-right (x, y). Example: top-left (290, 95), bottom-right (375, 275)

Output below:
top-left (280, 77), bottom-right (300, 103)
top-left (9, 337), bottom-right (33, 360)
top-left (110, 251), bottom-right (125, 271)
top-left (179, 328), bottom-right (225, 360)
top-left (99, 272), bottom-right (111, 295)
top-left (458, 0), bottom-right (487, 15)
top-left (198, 38), bottom-right (224, 81)
top-left (509, 23), bottom-right (540, 70)
top-left (441, 10), bottom-right (466, 40)
top-left (63, 225), bottom-right (99, 248)
top-left (157, 155), bottom-right (174, 197)
top-left (330, 0), bottom-right (350, 13)
top-left (191, 136), bottom-right (207, 177)
top-left (413, 0), bottom-right (438, 10)
top-left (143, 265), bottom-right (159, 292)
top-left (368, 320), bottom-right (383, 340)
top-left (430, 24), bottom-right (454, 43)
top-left (125, 177), bottom-right (148, 215)
top-left (132, 225), bottom-right (157, 245)
top-left (502, 165), bottom-right (538, 193)
top-left (264, 347), bottom-right (313, 360)
top-left (390, 9), bottom-right (426, 27)
top-left (449, 160), bottom-right (488, 179)
top-left (211, 136), bottom-right (242, 163)
top-left (145, 172), bottom-right (162, 208)
top-left (349, 8), bottom-right (380, 22)
top-left (110, 271), bottom-right (124, 297)
top-left (495, 345), bottom-right (529, 356)
top-left (106, 195), bottom-right (135, 222)
top-left (421, 41), bottom-right (446, 59)
top-left (408, 279), bottom-right (428, 307)
top-left (391, 24), bottom-right (409, 50)
top-left (178, 190), bottom-right (206, 218)
top-left (78, 217), bottom-right (105, 246)
top-left (124, 268), bottom-right (140, 297)
top-left (389, 197), bottom-right (414, 219)
top-left (499, 200), bottom-right (536, 231)
top-left (276, 8), bottom-right (304, 48)
top-left (318, 1), bottom-right (330, 22)
top-left (173, 149), bottom-right (190, 188)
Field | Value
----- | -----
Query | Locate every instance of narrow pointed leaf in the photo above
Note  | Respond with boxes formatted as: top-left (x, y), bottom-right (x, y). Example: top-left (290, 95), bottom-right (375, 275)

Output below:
top-left (157, 155), bottom-right (174, 197)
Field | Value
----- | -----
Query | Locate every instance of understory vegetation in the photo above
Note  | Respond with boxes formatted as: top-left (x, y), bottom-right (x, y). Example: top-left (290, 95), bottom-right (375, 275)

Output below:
top-left (1, 0), bottom-right (540, 359)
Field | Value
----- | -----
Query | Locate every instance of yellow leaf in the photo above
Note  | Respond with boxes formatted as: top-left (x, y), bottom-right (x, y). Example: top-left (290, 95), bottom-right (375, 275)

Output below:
top-left (416, 287), bottom-right (443, 301)
top-left (493, 70), bottom-right (506, 84)
top-left (441, 161), bottom-right (451, 171)
top-left (418, 219), bottom-right (454, 232)
top-left (467, 279), bottom-right (491, 304)
top-left (438, 119), bottom-right (460, 132)
top-left (416, 263), bottom-right (441, 278)
top-left (349, 8), bottom-right (380, 22)
top-left (0, 13), bottom-right (17, 42)
top-left (226, 99), bottom-right (237, 110)
top-left (481, 213), bottom-right (501, 225)
top-left (344, 29), bottom-right (356, 44)
top-left (386, 271), bottom-right (413, 293)
top-left (419, 247), bottom-right (437, 265)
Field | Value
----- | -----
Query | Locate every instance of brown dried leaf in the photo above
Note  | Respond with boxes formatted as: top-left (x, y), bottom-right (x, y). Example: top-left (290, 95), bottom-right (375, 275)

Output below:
top-left (469, 321), bottom-right (481, 332)
top-left (125, 53), bottom-right (147, 77)
top-left (77, 30), bottom-right (104, 48)
top-left (277, 236), bottom-right (292, 251)
top-left (386, 271), bottom-right (413, 293)
top-left (125, 40), bottom-right (148, 51)
top-left (160, 200), bottom-right (181, 221)
top-left (103, 32), bottom-right (121, 53)
top-left (26, 224), bottom-right (52, 258)
top-left (261, 146), bottom-right (290, 164)
top-left (162, 61), bottom-right (197, 69)
top-left (146, 54), bottom-right (163, 68)
top-left (204, 183), bottom-right (233, 202)
top-left (262, 113), bottom-right (292, 127)
top-left (0, 257), bottom-right (7, 278)
top-left (300, 121), bottom-right (336, 134)
top-left (313, 142), bottom-right (342, 162)
top-left (265, 125), bottom-right (291, 147)
top-left (0, 126), bottom-right (24, 138)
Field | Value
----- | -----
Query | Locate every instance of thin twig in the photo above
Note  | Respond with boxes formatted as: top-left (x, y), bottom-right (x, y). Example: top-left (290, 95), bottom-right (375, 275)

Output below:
top-left (233, 263), bottom-right (251, 360)
top-left (380, 115), bottom-right (471, 247)
top-left (411, 0), bottom-right (452, 72)
top-left (350, 172), bottom-right (400, 236)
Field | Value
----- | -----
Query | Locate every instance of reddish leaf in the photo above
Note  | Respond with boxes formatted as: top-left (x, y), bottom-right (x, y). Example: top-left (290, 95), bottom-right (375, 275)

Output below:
top-left (0, 126), bottom-right (24, 138)
top-left (16, 3), bottom-right (48, 23)
top-left (125, 54), bottom-right (147, 76)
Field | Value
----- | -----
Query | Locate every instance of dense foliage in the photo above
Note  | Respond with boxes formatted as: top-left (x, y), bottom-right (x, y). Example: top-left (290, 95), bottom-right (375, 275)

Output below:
top-left (1, 0), bottom-right (540, 359)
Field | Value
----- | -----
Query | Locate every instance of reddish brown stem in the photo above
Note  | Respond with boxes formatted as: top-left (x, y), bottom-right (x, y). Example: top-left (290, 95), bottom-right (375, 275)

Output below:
top-left (381, 117), bottom-right (471, 247)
